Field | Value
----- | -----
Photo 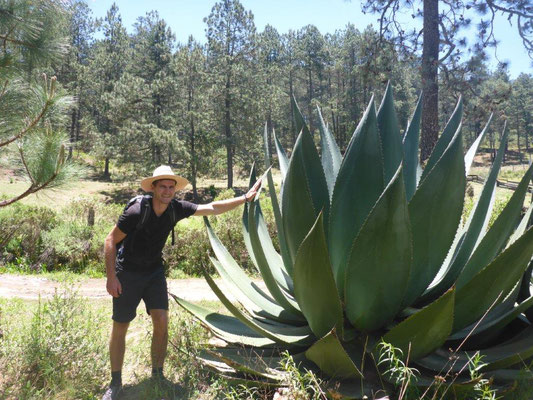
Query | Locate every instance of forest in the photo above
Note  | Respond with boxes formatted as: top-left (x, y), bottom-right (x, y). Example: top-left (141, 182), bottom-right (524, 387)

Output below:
top-left (3, 0), bottom-right (533, 200)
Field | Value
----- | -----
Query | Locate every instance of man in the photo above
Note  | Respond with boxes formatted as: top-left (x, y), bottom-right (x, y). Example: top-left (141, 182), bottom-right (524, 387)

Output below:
top-left (102, 165), bottom-right (260, 400)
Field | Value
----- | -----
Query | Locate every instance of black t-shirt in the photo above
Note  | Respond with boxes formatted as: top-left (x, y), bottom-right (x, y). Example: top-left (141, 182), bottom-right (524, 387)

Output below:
top-left (116, 198), bottom-right (197, 272)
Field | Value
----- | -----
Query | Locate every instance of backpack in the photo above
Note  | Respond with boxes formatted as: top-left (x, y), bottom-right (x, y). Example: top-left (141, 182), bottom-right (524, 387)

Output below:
top-left (118, 195), bottom-right (178, 248)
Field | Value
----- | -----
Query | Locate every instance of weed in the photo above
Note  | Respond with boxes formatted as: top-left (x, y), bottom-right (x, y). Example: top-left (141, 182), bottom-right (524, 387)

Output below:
top-left (468, 352), bottom-right (499, 400)
top-left (377, 340), bottom-right (420, 400)
top-left (278, 351), bottom-right (327, 400)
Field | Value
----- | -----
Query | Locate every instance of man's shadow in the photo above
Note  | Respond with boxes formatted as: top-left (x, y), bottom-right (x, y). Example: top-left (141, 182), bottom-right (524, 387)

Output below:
top-left (117, 377), bottom-right (188, 400)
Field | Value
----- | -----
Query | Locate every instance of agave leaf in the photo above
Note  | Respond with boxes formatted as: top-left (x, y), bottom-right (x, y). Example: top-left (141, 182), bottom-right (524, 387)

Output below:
top-left (507, 201), bottom-right (533, 249)
top-left (317, 105), bottom-right (342, 199)
top-left (253, 201), bottom-right (293, 292)
top-left (291, 94), bottom-right (310, 138)
top-left (421, 127), bottom-right (508, 303)
top-left (281, 128), bottom-right (329, 267)
top-left (263, 125), bottom-right (292, 273)
top-left (449, 295), bottom-right (533, 341)
top-left (293, 212), bottom-right (343, 338)
top-left (345, 166), bottom-right (412, 331)
top-left (242, 163), bottom-right (291, 290)
top-left (242, 164), bottom-right (260, 272)
top-left (305, 330), bottom-right (363, 379)
top-left (209, 256), bottom-right (302, 325)
top-left (249, 196), bottom-right (301, 314)
top-left (197, 351), bottom-right (238, 374)
top-left (404, 124), bottom-right (465, 307)
top-left (205, 216), bottom-right (273, 303)
top-left (402, 92), bottom-right (422, 202)
top-left (481, 327), bottom-right (533, 371)
top-left (457, 162), bottom-right (533, 289)
top-left (421, 96), bottom-right (463, 180)
top-left (488, 369), bottom-right (533, 381)
top-left (382, 289), bottom-right (455, 361)
top-left (377, 81), bottom-right (403, 185)
top-left (205, 217), bottom-right (303, 323)
top-left (329, 96), bottom-right (384, 295)
top-left (272, 128), bottom-right (289, 180)
top-left (216, 373), bottom-right (282, 388)
top-left (200, 270), bottom-right (314, 346)
top-left (171, 294), bottom-right (279, 347)
top-left (417, 327), bottom-right (533, 373)
top-left (454, 227), bottom-right (533, 331)
top-left (204, 348), bottom-right (283, 381)
top-left (464, 114), bottom-right (493, 175)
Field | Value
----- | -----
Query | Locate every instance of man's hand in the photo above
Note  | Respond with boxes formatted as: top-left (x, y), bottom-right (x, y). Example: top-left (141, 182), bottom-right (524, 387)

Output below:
top-left (107, 275), bottom-right (122, 298)
top-left (244, 178), bottom-right (262, 202)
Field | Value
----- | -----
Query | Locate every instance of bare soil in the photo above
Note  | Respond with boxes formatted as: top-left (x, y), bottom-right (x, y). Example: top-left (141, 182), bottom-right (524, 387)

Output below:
top-left (0, 274), bottom-right (265, 302)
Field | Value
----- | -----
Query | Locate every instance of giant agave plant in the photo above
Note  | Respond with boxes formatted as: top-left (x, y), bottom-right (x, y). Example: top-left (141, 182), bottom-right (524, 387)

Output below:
top-left (173, 83), bottom-right (533, 398)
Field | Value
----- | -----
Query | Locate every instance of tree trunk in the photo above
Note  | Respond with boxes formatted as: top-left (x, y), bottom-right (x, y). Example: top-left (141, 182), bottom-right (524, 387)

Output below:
top-left (104, 157), bottom-right (110, 179)
top-left (75, 106), bottom-right (81, 146)
top-left (225, 74), bottom-right (233, 189)
top-left (188, 85), bottom-right (198, 202)
top-left (420, 0), bottom-right (440, 162)
top-left (307, 68), bottom-right (314, 135)
top-left (525, 114), bottom-right (530, 153)
top-left (289, 69), bottom-right (296, 145)
top-left (191, 121), bottom-right (198, 201)
top-left (517, 115), bottom-right (522, 163)
top-left (69, 107), bottom-right (77, 159)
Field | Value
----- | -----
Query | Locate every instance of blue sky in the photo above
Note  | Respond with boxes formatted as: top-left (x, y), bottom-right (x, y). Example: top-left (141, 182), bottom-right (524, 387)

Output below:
top-left (87, 0), bottom-right (532, 79)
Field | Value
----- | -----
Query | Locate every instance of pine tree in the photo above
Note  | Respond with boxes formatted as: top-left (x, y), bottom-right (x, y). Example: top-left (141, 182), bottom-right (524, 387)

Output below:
top-left (0, 0), bottom-right (75, 207)
top-left (204, 0), bottom-right (256, 188)
top-left (171, 37), bottom-right (214, 200)
top-left (87, 3), bottom-right (130, 178)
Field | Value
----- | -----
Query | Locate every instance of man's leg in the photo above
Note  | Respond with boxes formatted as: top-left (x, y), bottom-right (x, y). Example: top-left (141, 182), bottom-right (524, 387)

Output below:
top-left (105, 269), bottom-right (141, 399)
top-left (103, 321), bottom-right (130, 400)
top-left (150, 309), bottom-right (168, 372)
top-left (110, 321), bottom-right (130, 372)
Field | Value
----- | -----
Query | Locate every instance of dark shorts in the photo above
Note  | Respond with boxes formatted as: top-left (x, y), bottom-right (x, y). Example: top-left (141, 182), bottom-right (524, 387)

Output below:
top-left (112, 267), bottom-right (168, 323)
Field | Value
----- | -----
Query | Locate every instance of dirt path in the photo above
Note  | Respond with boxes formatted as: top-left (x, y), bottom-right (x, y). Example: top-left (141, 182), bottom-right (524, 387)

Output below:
top-left (0, 274), bottom-right (265, 302)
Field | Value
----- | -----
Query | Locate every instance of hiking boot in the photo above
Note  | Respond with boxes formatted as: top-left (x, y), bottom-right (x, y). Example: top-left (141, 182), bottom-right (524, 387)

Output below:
top-left (102, 383), bottom-right (122, 400)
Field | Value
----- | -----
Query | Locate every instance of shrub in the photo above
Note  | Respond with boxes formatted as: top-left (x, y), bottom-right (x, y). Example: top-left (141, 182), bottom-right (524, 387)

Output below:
top-left (0, 288), bottom-right (108, 399)
top-left (0, 203), bottom-right (57, 267)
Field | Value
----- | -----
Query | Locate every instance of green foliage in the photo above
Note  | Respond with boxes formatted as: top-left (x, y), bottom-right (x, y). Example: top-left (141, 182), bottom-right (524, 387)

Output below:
top-left (0, 197), bottom-right (121, 274)
top-left (0, 0), bottom-right (77, 207)
top-left (0, 202), bottom-right (57, 265)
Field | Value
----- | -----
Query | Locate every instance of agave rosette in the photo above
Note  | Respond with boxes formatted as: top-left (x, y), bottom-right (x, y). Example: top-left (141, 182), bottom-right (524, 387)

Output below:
top-left (172, 82), bottom-right (533, 397)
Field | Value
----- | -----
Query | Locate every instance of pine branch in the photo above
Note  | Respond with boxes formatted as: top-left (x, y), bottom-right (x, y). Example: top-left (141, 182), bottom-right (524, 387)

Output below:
top-left (485, 0), bottom-right (533, 20)
top-left (0, 34), bottom-right (38, 49)
top-left (0, 171), bottom-right (58, 207)
top-left (0, 77), bottom-right (56, 147)
top-left (18, 145), bottom-right (36, 185)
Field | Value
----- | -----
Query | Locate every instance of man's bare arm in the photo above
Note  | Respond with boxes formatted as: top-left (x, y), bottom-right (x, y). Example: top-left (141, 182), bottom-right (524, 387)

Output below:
top-left (104, 226), bottom-right (127, 298)
top-left (194, 179), bottom-right (262, 217)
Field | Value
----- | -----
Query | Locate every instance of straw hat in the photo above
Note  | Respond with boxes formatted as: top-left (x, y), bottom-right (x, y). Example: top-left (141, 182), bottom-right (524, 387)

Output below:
top-left (141, 165), bottom-right (189, 192)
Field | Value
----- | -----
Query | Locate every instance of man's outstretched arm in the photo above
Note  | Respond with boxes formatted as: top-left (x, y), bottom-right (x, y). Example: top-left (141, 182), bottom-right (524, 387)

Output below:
top-left (193, 179), bottom-right (261, 217)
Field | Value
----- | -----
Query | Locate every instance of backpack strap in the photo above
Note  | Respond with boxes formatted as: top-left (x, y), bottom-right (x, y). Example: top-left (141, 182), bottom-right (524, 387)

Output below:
top-left (136, 195), bottom-right (152, 231)
top-left (168, 200), bottom-right (177, 245)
